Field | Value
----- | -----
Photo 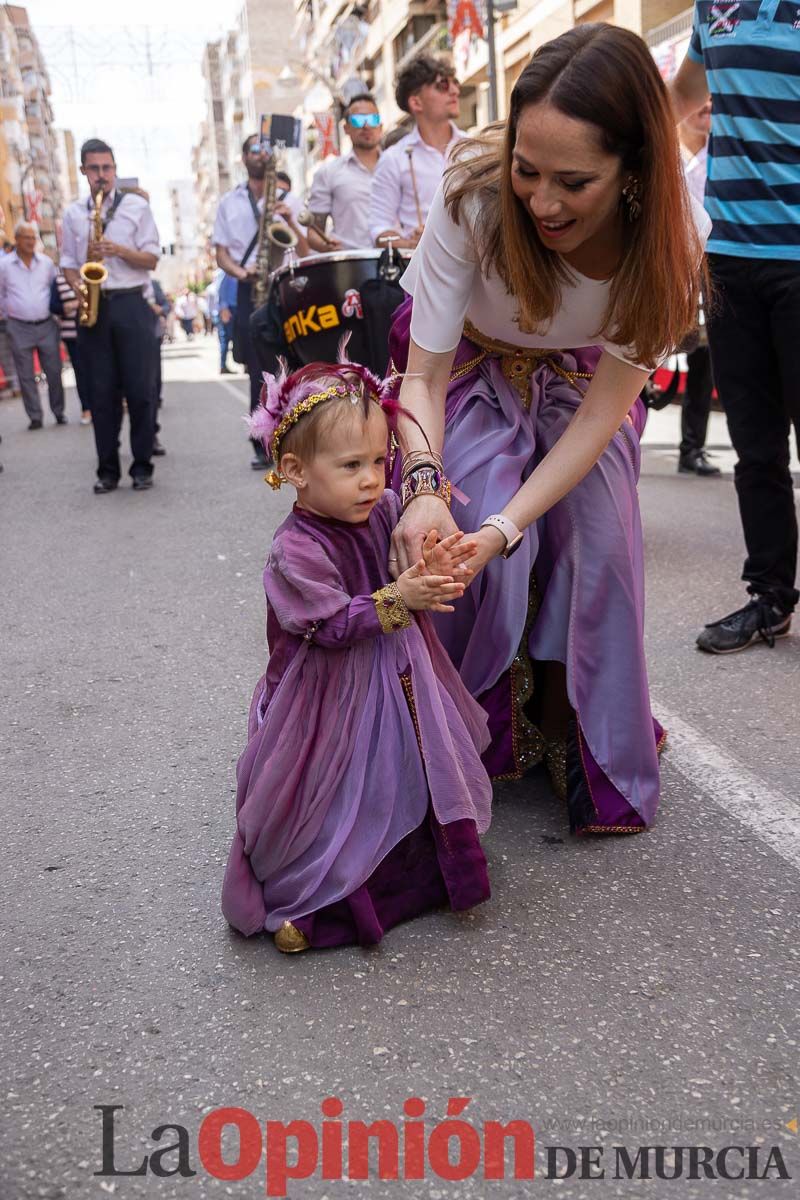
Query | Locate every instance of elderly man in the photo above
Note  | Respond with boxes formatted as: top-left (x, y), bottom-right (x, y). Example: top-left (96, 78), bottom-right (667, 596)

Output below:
top-left (0, 222), bottom-right (65, 429)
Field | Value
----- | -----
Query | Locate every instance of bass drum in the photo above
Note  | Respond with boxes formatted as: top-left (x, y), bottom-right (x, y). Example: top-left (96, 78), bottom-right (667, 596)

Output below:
top-left (272, 248), bottom-right (410, 374)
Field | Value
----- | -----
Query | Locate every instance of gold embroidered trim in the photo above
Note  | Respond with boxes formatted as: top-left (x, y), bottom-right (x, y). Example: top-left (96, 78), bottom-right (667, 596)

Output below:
top-left (579, 824), bottom-right (645, 835)
top-left (372, 583), bottom-right (412, 634)
top-left (656, 728), bottom-right (668, 756)
top-left (492, 570), bottom-right (546, 781)
top-left (399, 672), bottom-right (422, 751)
top-left (463, 318), bottom-right (594, 409)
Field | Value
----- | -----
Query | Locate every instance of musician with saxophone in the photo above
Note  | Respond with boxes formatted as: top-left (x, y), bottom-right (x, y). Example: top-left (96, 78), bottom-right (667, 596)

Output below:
top-left (61, 138), bottom-right (161, 494)
top-left (213, 134), bottom-right (309, 470)
top-left (369, 55), bottom-right (466, 252)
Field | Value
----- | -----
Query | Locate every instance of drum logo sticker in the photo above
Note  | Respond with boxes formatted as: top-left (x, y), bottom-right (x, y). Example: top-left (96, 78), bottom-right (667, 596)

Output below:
top-left (341, 289), bottom-right (364, 320)
top-left (283, 304), bottom-right (340, 344)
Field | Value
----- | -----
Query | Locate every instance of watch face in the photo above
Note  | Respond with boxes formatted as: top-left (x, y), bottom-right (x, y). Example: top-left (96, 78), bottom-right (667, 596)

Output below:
top-left (503, 533), bottom-right (524, 559)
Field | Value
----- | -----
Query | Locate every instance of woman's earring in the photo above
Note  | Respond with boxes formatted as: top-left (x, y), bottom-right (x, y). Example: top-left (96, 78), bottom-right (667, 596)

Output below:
top-left (622, 177), bottom-right (642, 221)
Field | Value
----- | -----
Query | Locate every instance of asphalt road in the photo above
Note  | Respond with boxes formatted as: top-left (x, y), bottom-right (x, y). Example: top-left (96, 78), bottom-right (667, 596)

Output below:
top-left (1, 336), bottom-right (798, 1200)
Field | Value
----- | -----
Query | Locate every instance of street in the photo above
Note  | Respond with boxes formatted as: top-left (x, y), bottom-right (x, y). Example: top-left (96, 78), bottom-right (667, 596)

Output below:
top-left (1, 334), bottom-right (798, 1200)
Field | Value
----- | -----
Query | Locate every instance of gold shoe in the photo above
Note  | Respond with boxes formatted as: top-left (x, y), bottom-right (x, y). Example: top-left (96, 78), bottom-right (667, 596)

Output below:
top-left (274, 921), bottom-right (310, 954)
top-left (544, 737), bottom-right (568, 802)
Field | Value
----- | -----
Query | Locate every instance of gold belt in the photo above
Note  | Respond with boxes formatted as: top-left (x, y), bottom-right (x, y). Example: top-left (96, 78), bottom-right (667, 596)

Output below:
top-left (461, 318), bottom-right (592, 408)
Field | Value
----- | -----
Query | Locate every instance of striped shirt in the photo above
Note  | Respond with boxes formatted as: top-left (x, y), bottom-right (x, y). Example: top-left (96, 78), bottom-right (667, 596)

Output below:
top-left (688, 0), bottom-right (800, 259)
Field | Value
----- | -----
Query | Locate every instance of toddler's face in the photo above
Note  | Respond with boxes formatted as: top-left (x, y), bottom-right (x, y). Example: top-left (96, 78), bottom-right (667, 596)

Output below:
top-left (291, 405), bottom-right (389, 523)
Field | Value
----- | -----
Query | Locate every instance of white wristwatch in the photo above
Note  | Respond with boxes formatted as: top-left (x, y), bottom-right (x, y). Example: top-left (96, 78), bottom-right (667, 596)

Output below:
top-left (480, 514), bottom-right (524, 559)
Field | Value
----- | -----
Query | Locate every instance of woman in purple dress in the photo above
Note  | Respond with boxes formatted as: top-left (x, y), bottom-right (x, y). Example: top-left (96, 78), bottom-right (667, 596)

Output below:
top-left (389, 24), bottom-right (711, 833)
top-left (221, 359), bottom-right (493, 952)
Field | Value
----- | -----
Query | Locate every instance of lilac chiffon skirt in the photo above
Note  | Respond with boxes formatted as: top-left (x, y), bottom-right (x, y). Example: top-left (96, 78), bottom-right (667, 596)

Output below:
top-left (390, 298), bottom-right (663, 834)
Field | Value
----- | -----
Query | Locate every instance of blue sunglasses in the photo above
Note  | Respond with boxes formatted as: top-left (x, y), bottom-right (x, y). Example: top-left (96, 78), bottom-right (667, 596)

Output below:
top-left (347, 113), bottom-right (381, 128)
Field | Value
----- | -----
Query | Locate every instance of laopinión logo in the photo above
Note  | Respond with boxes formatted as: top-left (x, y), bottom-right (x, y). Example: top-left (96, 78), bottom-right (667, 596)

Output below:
top-left (94, 1099), bottom-right (792, 1195)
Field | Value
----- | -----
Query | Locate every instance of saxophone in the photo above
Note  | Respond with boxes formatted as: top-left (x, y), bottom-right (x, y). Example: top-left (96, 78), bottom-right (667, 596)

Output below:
top-left (253, 155), bottom-right (298, 307)
top-left (79, 190), bottom-right (108, 328)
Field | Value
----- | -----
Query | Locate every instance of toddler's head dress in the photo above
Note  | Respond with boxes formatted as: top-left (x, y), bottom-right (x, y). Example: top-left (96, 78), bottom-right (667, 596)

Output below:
top-left (247, 338), bottom-right (405, 490)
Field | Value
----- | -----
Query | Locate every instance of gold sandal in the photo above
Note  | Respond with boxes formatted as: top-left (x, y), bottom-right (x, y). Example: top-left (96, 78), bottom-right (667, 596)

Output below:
top-left (544, 737), bottom-right (568, 802)
top-left (273, 921), bottom-right (310, 954)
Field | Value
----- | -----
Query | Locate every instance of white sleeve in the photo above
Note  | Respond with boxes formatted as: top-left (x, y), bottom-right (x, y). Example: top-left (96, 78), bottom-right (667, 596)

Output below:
top-left (212, 196), bottom-right (231, 249)
top-left (368, 150), bottom-right (402, 242)
top-left (401, 182), bottom-right (478, 354)
top-left (307, 161), bottom-right (332, 217)
top-left (134, 202), bottom-right (161, 258)
top-left (59, 209), bottom-right (81, 270)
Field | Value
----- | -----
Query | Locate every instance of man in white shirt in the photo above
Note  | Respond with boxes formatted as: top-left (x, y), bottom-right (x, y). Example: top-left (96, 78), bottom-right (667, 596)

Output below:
top-left (306, 95), bottom-right (383, 252)
top-left (0, 222), bottom-right (65, 428)
top-left (61, 138), bottom-right (161, 493)
top-left (213, 134), bottom-right (309, 469)
top-left (369, 55), bottom-right (466, 251)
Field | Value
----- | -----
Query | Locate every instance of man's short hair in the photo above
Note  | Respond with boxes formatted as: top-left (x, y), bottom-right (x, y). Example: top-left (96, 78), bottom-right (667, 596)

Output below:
top-left (395, 55), bottom-right (455, 114)
top-left (276, 170), bottom-right (291, 187)
top-left (80, 138), bottom-right (115, 164)
top-left (14, 221), bottom-right (36, 237)
top-left (242, 133), bottom-right (259, 155)
top-left (342, 93), bottom-right (379, 119)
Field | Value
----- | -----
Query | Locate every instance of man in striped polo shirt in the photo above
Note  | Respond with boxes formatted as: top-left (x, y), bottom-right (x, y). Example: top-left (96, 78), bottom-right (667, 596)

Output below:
top-left (672, 1), bottom-right (800, 654)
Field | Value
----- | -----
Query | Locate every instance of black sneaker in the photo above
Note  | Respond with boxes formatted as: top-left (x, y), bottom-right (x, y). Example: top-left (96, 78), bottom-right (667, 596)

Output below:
top-left (679, 450), bottom-right (721, 476)
top-left (697, 598), bottom-right (792, 654)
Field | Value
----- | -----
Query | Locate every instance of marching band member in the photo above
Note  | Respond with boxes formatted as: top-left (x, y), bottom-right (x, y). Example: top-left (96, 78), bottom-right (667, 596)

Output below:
top-left (61, 139), bottom-right (161, 494)
top-left (305, 94), bottom-right (383, 252)
top-left (213, 135), bottom-right (309, 471)
top-left (369, 55), bottom-right (465, 251)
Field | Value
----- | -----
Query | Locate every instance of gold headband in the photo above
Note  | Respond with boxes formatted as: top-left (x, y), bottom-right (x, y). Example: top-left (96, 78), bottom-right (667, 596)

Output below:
top-left (264, 382), bottom-right (381, 490)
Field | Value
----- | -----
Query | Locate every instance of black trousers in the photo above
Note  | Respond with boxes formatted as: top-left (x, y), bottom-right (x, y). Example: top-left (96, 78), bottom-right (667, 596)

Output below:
top-left (78, 290), bottom-right (155, 482)
top-left (678, 345), bottom-right (713, 460)
top-left (236, 280), bottom-right (284, 459)
top-left (64, 337), bottom-right (92, 413)
top-left (707, 254), bottom-right (800, 611)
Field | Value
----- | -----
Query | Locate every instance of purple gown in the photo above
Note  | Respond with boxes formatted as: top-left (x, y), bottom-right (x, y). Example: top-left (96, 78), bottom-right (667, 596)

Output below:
top-left (221, 490), bottom-right (493, 947)
top-left (389, 299), bottom-right (664, 835)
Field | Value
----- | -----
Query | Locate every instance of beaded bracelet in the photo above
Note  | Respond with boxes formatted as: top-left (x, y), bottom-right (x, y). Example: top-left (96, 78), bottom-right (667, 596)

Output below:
top-left (400, 464), bottom-right (452, 511)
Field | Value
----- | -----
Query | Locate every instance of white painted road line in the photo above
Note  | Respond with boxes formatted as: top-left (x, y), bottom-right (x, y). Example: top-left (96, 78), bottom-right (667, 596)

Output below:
top-left (217, 378), bottom-right (250, 406)
top-left (656, 701), bottom-right (800, 872)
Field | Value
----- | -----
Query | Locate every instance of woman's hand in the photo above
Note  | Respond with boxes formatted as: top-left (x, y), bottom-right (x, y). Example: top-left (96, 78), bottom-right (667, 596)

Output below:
top-left (389, 496), bottom-right (458, 578)
top-left (461, 526), bottom-right (508, 581)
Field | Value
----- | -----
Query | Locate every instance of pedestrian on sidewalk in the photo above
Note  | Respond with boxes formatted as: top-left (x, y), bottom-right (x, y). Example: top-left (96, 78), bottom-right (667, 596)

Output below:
top-left (0, 222), bottom-right (65, 429)
top-left (221, 358), bottom-right (491, 952)
top-left (675, 97), bottom-right (719, 478)
top-left (672, 7), bottom-right (800, 653)
top-left (174, 288), bottom-right (198, 340)
top-left (217, 269), bottom-right (237, 374)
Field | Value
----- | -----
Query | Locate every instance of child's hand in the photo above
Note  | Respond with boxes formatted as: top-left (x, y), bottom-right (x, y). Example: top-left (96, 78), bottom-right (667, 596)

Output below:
top-left (421, 529), bottom-right (478, 582)
top-left (396, 559), bottom-right (466, 614)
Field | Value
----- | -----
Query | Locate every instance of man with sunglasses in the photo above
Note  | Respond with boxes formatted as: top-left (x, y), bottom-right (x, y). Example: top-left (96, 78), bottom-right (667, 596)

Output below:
top-left (369, 55), bottom-right (465, 252)
top-left (306, 95), bottom-right (383, 252)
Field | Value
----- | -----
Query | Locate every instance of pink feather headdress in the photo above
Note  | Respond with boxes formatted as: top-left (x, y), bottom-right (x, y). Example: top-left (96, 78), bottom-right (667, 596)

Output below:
top-left (247, 336), bottom-right (411, 489)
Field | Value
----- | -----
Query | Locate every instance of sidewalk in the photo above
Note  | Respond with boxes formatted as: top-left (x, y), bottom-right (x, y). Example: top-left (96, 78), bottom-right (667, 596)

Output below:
top-left (642, 398), bottom-right (800, 478)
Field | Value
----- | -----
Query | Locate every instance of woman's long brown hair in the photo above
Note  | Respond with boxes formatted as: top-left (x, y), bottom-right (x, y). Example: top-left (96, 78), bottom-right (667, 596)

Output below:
top-left (446, 23), bottom-right (704, 369)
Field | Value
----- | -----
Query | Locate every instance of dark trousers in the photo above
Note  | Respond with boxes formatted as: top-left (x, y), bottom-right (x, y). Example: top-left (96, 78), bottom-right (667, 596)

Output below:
top-left (679, 345), bottom-right (713, 460)
top-left (218, 317), bottom-right (233, 369)
top-left (707, 254), bottom-right (800, 611)
top-left (236, 281), bottom-right (282, 459)
top-left (64, 337), bottom-right (92, 413)
top-left (78, 290), bottom-right (155, 482)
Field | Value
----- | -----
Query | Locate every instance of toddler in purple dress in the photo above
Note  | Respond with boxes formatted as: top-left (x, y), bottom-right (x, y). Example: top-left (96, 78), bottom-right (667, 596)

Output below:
top-left (221, 357), bottom-right (493, 952)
